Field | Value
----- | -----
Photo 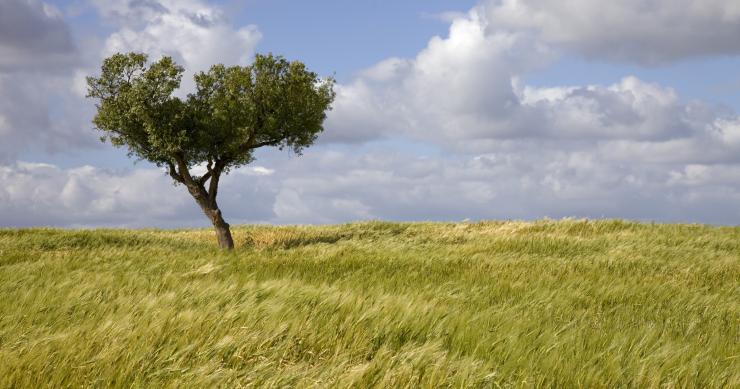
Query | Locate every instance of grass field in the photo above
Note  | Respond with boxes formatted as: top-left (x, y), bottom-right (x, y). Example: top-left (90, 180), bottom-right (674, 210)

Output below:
top-left (0, 220), bottom-right (738, 388)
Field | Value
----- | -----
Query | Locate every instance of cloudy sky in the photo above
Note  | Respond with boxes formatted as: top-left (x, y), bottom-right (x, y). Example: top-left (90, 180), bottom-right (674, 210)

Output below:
top-left (2, 0), bottom-right (740, 227)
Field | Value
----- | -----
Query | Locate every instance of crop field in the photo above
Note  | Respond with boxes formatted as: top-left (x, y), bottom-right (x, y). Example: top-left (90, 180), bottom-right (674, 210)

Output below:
top-left (0, 220), bottom-right (738, 387)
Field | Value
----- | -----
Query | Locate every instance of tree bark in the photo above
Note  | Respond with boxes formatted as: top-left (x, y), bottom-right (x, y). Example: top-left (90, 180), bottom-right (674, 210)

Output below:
top-left (172, 156), bottom-right (234, 250)
top-left (206, 207), bottom-right (234, 250)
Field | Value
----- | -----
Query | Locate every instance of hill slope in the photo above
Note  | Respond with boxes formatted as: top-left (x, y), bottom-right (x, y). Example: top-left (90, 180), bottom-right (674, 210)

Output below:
top-left (0, 220), bottom-right (738, 387)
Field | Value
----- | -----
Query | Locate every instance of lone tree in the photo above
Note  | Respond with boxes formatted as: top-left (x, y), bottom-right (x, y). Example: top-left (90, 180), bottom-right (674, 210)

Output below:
top-left (87, 53), bottom-right (335, 249)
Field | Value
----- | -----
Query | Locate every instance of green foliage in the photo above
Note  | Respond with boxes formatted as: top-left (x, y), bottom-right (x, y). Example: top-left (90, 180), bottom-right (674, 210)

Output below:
top-left (1, 220), bottom-right (738, 387)
top-left (86, 52), bottom-right (335, 171)
top-left (87, 52), bottom-right (335, 249)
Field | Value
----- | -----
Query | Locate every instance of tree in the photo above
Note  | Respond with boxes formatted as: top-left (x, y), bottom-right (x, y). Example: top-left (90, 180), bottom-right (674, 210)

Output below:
top-left (86, 53), bottom-right (335, 249)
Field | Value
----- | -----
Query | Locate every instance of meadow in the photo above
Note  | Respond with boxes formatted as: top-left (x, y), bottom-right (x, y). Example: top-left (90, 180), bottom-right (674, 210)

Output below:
top-left (0, 220), bottom-right (738, 388)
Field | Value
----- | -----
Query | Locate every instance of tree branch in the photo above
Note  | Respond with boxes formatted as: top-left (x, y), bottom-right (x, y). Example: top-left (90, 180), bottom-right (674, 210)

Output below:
top-left (225, 137), bottom-right (282, 164)
top-left (174, 154), bottom-right (197, 186)
top-left (198, 171), bottom-right (213, 185)
top-left (166, 160), bottom-right (183, 183)
top-left (197, 158), bottom-right (215, 185)
top-left (248, 139), bottom-right (283, 150)
top-left (173, 154), bottom-right (214, 211)
top-left (207, 159), bottom-right (226, 206)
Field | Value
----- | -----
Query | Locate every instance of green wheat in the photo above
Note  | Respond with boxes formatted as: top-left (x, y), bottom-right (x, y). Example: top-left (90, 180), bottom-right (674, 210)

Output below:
top-left (0, 220), bottom-right (738, 387)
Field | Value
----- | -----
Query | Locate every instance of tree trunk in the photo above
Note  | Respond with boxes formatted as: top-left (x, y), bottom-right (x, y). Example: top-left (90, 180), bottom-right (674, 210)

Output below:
top-left (184, 183), bottom-right (234, 250)
top-left (206, 207), bottom-right (234, 250)
top-left (174, 158), bottom-right (233, 250)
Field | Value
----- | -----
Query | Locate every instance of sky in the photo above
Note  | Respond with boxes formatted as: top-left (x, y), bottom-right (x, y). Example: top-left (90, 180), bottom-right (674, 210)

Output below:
top-left (2, 0), bottom-right (740, 228)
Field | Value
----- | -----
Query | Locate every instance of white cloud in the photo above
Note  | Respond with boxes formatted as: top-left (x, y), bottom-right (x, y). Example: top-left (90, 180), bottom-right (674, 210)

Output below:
top-left (5, 144), bottom-right (740, 227)
top-left (4, 0), bottom-right (740, 227)
top-left (482, 0), bottom-right (740, 64)
top-left (0, 0), bottom-right (97, 161)
top-left (0, 0), bottom-right (263, 160)
top-left (0, 74), bottom-right (98, 162)
top-left (0, 162), bottom-right (190, 227)
top-left (0, 161), bottom-right (276, 227)
top-left (325, 7), bottom-right (740, 162)
top-left (0, 0), bottom-right (77, 72)
top-left (267, 148), bottom-right (740, 224)
top-left (323, 9), bottom-right (553, 143)
top-left (310, 3), bottom-right (740, 225)
top-left (94, 0), bottom-right (261, 93)
top-left (248, 166), bottom-right (275, 176)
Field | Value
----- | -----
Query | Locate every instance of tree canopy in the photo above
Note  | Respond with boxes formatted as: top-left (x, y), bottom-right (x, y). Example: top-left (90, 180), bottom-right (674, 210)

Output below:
top-left (87, 52), bottom-right (335, 249)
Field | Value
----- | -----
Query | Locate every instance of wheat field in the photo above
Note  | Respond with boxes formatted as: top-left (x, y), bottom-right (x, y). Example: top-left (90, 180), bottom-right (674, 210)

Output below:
top-left (0, 220), bottom-right (738, 387)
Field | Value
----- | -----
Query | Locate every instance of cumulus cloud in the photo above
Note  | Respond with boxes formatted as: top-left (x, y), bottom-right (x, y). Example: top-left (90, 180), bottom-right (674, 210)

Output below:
top-left (4, 0), bottom-right (740, 227)
top-left (325, 6), bottom-right (740, 160)
top-left (482, 0), bottom-right (740, 64)
top-left (0, 161), bottom-right (276, 227)
top-left (93, 0), bottom-right (261, 92)
top-left (3, 146), bottom-right (740, 227)
top-left (262, 148), bottom-right (740, 225)
top-left (0, 0), bottom-right (263, 160)
top-left (323, 11), bottom-right (552, 143)
top-left (0, 73), bottom-right (102, 162)
top-left (0, 162), bottom-right (190, 227)
top-left (0, 1), bottom-right (96, 161)
top-left (0, 0), bottom-right (77, 71)
top-left (312, 4), bottom-right (740, 225)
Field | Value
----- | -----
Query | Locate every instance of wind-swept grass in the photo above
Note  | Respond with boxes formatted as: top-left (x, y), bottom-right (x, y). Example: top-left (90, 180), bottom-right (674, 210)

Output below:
top-left (0, 220), bottom-right (738, 387)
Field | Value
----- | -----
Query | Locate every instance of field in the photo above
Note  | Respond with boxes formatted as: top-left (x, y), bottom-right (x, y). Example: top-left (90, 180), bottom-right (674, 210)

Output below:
top-left (0, 220), bottom-right (738, 387)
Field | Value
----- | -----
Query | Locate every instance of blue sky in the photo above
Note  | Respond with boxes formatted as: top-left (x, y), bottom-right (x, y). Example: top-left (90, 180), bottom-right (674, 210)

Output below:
top-left (526, 56), bottom-right (740, 111)
top-left (2, 0), bottom-right (740, 227)
top-left (228, 0), bottom-right (480, 80)
top-left (33, 0), bottom-right (480, 168)
top-left (50, 0), bottom-right (479, 81)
